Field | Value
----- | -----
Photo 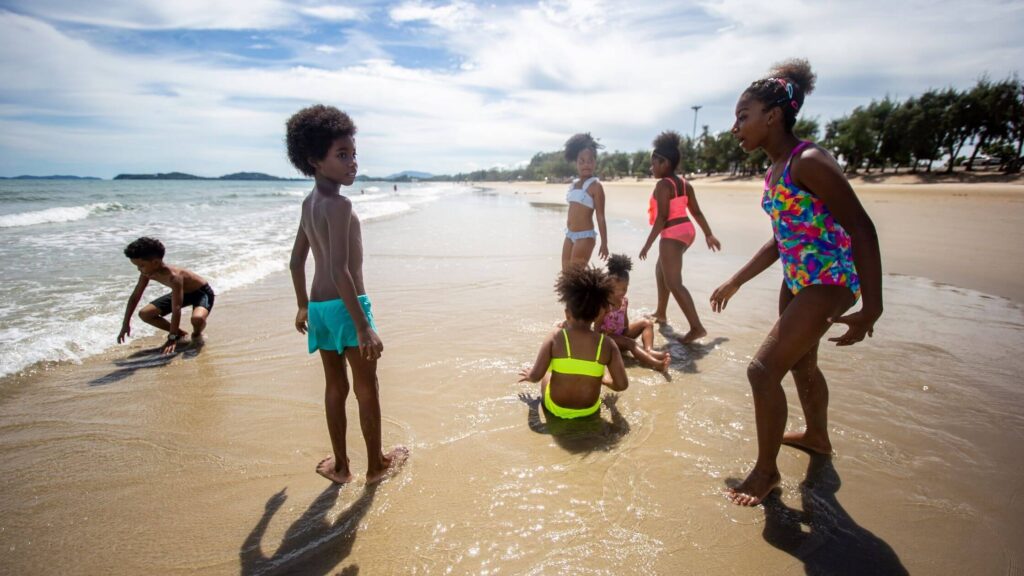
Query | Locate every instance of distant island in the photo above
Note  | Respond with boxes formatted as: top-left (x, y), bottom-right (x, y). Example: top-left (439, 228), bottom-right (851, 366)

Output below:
top-left (0, 175), bottom-right (102, 180)
top-left (113, 171), bottom-right (307, 181)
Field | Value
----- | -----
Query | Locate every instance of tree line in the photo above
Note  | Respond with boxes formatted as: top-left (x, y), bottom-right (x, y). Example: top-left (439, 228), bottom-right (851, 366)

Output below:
top-left (438, 77), bottom-right (1022, 182)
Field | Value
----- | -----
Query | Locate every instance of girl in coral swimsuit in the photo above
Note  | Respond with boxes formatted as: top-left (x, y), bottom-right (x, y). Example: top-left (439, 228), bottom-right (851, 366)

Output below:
top-left (639, 130), bottom-right (721, 344)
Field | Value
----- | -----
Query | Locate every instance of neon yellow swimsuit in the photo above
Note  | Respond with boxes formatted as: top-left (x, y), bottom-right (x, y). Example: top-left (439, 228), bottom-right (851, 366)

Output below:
top-left (545, 330), bottom-right (605, 419)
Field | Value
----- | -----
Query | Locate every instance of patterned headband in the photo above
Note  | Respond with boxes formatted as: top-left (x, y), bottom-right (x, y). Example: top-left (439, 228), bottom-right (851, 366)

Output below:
top-left (767, 77), bottom-right (801, 112)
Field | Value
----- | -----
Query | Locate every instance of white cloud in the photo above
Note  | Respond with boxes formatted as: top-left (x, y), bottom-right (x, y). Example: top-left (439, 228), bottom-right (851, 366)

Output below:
top-left (300, 5), bottom-right (368, 22)
top-left (1, 1), bottom-right (1023, 177)
top-left (388, 1), bottom-right (481, 30)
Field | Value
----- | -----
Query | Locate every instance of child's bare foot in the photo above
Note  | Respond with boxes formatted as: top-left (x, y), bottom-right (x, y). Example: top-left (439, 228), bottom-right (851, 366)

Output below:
top-left (366, 446), bottom-right (409, 485)
top-left (677, 327), bottom-right (707, 344)
top-left (648, 349), bottom-right (668, 361)
top-left (659, 353), bottom-right (671, 372)
top-left (782, 430), bottom-right (833, 455)
top-left (726, 468), bottom-right (781, 506)
top-left (316, 456), bottom-right (354, 484)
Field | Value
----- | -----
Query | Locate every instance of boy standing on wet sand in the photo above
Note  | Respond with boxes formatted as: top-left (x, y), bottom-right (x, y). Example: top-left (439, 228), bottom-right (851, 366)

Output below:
top-left (286, 104), bottom-right (407, 484)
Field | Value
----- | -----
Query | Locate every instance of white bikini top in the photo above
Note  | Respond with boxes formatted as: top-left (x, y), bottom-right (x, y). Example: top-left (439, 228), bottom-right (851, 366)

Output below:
top-left (566, 176), bottom-right (599, 209)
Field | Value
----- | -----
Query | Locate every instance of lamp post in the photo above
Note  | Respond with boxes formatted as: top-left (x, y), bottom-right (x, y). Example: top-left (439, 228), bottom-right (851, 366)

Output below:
top-left (691, 105), bottom-right (703, 141)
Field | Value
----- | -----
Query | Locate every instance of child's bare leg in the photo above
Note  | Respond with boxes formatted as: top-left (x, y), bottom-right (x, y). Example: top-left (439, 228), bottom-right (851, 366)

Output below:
top-left (610, 334), bottom-right (665, 371)
top-left (569, 236), bottom-right (596, 268)
top-left (625, 319), bottom-right (655, 350)
top-left (783, 343), bottom-right (834, 454)
top-left (316, 350), bottom-right (354, 484)
top-left (560, 238), bottom-right (574, 272)
top-left (728, 284), bottom-right (852, 506)
top-left (138, 304), bottom-right (178, 336)
top-left (190, 307), bottom-right (209, 339)
top-left (652, 262), bottom-right (668, 323)
top-left (658, 240), bottom-right (705, 343)
top-left (344, 347), bottom-right (408, 484)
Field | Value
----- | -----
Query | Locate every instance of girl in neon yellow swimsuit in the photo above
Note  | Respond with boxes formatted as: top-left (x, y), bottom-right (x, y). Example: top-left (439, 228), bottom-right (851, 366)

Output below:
top-left (518, 266), bottom-right (629, 419)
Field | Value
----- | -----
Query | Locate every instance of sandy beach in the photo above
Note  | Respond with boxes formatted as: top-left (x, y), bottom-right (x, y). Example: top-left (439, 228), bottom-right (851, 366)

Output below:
top-left (2, 179), bottom-right (1023, 575)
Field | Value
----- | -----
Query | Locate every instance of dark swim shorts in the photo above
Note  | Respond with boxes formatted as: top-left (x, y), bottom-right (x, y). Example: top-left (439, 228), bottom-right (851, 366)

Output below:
top-left (151, 283), bottom-right (215, 316)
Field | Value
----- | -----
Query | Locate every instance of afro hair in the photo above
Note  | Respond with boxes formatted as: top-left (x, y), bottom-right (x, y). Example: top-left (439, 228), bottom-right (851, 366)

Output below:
top-left (564, 132), bottom-right (604, 163)
top-left (606, 253), bottom-right (633, 281)
top-left (285, 105), bottom-right (357, 177)
top-left (555, 265), bottom-right (614, 322)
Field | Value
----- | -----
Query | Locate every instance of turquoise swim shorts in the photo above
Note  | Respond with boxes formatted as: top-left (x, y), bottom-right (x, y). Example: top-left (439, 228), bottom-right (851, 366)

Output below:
top-left (306, 295), bottom-right (377, 353)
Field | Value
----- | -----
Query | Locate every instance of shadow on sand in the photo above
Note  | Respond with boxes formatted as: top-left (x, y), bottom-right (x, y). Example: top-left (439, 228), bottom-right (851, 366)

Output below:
top-left (88, 338), bottom-right (204, 386)
top-left (754, 454), bottom-right (909, 576)
top-left (240, 483), bottom-right (378, 576)
top-left (518, 391), bottom-right (630, 454)
top-left (656, 323), bottom-right (728, 376)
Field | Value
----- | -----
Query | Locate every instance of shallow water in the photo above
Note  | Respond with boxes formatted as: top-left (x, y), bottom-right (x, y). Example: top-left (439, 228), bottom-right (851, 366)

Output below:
top-left (0, 188), bottom-right (1022, 574)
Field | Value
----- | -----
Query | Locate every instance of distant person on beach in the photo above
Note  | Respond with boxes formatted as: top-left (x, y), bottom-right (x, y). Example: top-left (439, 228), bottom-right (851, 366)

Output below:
top-left (639, 130), bottom-right (721, 344)
top-left (118, 237), bottom-right (214, 354)
top-left (285, 104), bottom-right (408, 485)
top-left (711, 59), bottom-right (883, 506)
top-left (562, 133), bottom-right (609, 270)
top-left (519, 265), bottom-right (628, 419)
top-left (594, 254), bottom-right (670, 371)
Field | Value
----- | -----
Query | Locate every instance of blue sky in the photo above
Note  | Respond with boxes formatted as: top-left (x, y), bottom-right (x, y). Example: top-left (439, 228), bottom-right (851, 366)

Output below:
top-left (0, 0), bottom-right (1022, 178)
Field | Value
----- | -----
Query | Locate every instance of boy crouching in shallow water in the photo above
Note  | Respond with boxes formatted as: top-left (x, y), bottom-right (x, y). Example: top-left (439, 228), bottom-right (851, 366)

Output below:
top-left (286, 104), bottom-right (408, 484)
top-left (118, 237), bottom-right (214, 354)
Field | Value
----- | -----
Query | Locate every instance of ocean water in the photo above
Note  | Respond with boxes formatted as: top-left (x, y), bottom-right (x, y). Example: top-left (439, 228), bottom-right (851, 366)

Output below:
top-left (0, 179), bottom-right (476, 377)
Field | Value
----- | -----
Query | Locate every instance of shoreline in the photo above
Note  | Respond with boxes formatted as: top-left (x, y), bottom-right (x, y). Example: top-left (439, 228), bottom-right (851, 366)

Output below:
top-left (484, 179), bottom-right (1024, 305)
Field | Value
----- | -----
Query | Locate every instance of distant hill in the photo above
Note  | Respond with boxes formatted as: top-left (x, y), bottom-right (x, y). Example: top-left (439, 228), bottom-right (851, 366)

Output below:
top-left (0, 175), bottom-right (102, 180)
top-left (386, 170), bottom-right (433, 180)
top-left (113, 172), bottom-right (305, 181)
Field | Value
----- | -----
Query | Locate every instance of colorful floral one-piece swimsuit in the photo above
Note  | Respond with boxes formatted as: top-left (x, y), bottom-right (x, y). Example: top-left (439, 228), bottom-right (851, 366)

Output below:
top-left (762, 141), bottom-right (860, 300)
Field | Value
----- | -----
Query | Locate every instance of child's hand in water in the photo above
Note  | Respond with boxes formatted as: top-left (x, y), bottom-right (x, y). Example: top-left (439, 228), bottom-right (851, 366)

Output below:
top-left (828, 309), bottom-right (880, 346)
top-left (706, 234), bottom-right (722, 252)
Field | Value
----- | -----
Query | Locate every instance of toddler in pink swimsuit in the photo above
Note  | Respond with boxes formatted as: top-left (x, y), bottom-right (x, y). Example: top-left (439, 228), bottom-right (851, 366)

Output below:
top-left (594, 254), bottom-right (670, 371)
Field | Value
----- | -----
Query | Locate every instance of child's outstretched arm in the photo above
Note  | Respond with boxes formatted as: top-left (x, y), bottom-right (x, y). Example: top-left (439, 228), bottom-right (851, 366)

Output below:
top-left (518, 334), bottom-right (554, 383)
top-left (685, 183), bottom-right (721, 252)
top-left (792, 148), bottom-right (883, 345)
top-left (639, 180), bottom-right (672, 260)
top-left (710, 237), bottom-right (779, 313)
top-left (289, 223), bottom-right (310, 334)
top-left (592, 182), bottom-right (609, 259)
top-left (604, 343), bottom-right (628, 391)
top-left (117, 274), bottom-right (149, 343)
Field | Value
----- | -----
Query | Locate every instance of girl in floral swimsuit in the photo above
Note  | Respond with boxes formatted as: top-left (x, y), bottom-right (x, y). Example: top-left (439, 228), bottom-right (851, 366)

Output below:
top-left (711, 59), bottom-right (884, 506)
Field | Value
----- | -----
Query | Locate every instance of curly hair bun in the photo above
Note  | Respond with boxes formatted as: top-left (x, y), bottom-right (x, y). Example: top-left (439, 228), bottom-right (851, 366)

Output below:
top-left (652, 131), bottom-right (681, 150)
top-left (564, 132), bottom-right (603, 163)
top-left (769, 58), bottom-right (816, 95)
top-left (606, 253), bottom-right (632, 278)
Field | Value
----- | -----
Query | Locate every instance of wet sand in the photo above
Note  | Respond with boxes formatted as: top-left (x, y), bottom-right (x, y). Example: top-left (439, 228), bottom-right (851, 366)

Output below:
top-left (1, 182), bottom-right (1023, 574)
